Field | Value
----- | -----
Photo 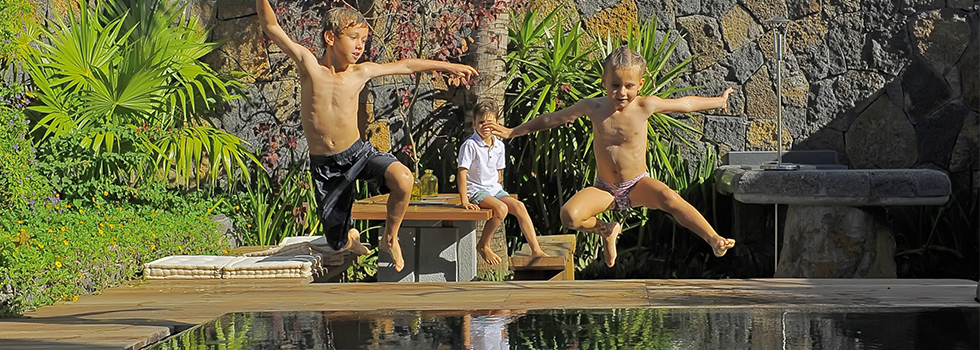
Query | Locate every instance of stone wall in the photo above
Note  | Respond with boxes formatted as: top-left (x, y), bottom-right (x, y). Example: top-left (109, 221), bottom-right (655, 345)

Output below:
top-left (564, 0), bottom-right (978, 196)
top-left (193, 0), bottom-right (978, 196)
top-left (197, 0), bottom-right (472, 174)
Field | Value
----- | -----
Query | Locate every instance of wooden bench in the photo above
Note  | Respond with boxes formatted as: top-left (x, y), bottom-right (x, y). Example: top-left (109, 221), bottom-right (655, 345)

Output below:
top-left (509, 234), bottom-right (576, 281)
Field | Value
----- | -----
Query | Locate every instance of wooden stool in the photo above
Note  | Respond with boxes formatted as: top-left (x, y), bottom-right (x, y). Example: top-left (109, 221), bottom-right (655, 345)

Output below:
top-left (509, 234), bottom-right (576, 281)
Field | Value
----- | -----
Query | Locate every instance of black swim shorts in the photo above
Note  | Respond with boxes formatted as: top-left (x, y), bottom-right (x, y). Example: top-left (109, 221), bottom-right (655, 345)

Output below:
top-left (310, 139), bottom-right (398, 250)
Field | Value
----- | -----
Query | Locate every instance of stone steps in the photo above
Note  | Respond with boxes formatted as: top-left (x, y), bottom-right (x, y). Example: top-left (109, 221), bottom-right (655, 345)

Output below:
top-left (510, 234), bottom-right (576, 281)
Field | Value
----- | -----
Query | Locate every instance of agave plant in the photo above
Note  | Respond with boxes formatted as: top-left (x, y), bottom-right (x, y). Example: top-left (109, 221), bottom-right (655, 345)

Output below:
top-left (504, 8), bottom-right (602, 230)
top-left (22, 0), bottom-right (256, 191)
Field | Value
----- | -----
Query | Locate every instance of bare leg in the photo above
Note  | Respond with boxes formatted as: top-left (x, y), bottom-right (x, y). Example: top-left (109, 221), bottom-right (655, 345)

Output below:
top-left (379, 162), bottom-right (414, 271)
top-left (560, 187), bottom-right (621, 267)
top-left (499, 196), bottom-right (550, 258)
top-left (476, 196), bottom-right (507, 265)
top-left (628, 177), bottom-right (735, 257)
top-left (342, 228), bottom-right (370, 255)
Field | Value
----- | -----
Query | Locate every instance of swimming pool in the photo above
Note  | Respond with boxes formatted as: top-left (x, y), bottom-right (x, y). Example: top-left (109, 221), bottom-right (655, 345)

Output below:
top-left (145, 307), bottom-right (978, 349)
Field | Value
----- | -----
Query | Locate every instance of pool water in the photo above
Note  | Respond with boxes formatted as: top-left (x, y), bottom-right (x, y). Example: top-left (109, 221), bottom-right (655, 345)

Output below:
top-left (145, 307), bottom-right (978, 349)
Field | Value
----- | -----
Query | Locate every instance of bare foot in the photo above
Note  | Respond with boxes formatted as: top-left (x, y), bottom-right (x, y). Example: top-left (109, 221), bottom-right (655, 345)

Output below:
top-left (479, 245), bottom-right (503, 265)
top-left (342, 228), bottom-right (370, 255)
top-left (379, 234), bottom-right (405, 272)
top-left (712, 237), bottom-right (736, 257)
top-left (530, 249), bottom-right (552, 258)
top-left (599, 222), bottom-right (622, 267)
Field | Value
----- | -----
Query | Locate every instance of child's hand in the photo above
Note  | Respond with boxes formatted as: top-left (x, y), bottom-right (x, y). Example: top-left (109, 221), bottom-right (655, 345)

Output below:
top-left (446, 64), bottom-right (478, 86)
top-left (461, 201), bottom-right (480, 210)
top-left (719, 87), bottom-right (734, 114)
top-left (488, 123), bottom-right (514, 139)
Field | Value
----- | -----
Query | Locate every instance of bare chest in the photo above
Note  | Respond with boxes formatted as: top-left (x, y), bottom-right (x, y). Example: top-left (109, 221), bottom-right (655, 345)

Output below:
top-left (594, 114), bottom-right (647, 145)
top-left (302, 68), bottom-right (366, 105)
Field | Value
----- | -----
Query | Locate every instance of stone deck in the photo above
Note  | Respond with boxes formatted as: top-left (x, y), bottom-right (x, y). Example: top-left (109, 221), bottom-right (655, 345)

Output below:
top-left (1, 279), bottom-right (977, 349)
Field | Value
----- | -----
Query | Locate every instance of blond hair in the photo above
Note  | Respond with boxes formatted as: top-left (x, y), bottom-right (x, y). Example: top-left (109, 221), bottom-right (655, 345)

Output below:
top-left (324, 7), bottom-right (367, 37)
top-left (602, 46), bottom-right (647, 74)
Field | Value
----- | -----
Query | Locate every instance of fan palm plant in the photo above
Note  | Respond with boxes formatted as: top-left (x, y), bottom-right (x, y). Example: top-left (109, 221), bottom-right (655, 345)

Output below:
top-left (22, 0), bottom-right (256, 193)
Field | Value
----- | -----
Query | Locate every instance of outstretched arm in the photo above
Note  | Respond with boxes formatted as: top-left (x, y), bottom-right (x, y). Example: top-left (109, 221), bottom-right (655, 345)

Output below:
top-left (645, 87), bottom-right (734, 114)
top-left (490, 99), bottom-right (592, 139)
top-left (360, 59), bottom-right (477, 84)
top-left (256, 0), bottom-right (316, 65)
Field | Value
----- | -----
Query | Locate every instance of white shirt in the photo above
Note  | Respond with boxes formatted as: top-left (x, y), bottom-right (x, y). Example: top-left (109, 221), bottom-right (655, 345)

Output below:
top-left (458, 132), bottom-right (506, 197)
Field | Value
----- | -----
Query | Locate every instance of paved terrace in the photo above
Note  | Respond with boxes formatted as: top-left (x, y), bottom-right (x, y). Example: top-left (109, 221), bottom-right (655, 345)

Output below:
top-left (0, 279), bottom-right (977, 349)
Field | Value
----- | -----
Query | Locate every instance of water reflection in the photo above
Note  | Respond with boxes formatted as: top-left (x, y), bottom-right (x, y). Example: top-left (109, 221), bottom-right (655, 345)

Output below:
top-left (145, 308), bottom-right (978, 350)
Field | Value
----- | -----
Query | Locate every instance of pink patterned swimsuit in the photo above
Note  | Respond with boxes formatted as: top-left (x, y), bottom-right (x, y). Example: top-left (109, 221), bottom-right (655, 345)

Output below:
top-left (595, 172), bottom-right (649, 211)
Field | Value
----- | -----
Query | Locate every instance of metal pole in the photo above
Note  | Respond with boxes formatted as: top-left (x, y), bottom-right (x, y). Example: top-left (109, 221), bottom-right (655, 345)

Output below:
top-left (763, 17), bottom-right (799, 276)
top-left (762, 18), bottom-right (798, 173)
top-left (777, 27), bottom-right (784, 165)
top-left (974, 0), bottom-right (979, 304)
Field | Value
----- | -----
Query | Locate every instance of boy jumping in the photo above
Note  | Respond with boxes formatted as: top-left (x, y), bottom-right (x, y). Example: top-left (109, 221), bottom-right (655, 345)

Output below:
top-left (256, 1), bottom-right (478, 271)
top-left (491, 46), bottom-right (735, 267)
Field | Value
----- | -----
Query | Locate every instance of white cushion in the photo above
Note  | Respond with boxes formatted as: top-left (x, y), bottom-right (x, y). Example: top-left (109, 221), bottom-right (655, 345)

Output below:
top-left (144, 255), bottom-right (241, 279)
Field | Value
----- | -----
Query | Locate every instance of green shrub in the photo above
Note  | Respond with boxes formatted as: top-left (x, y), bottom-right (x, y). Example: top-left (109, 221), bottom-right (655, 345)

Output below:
top-left (0, 0), bottom-right (33, 60)
top-left (0, 82), bottom-right (53, 216)
top-left (0, 201), bottom-right (229, 316)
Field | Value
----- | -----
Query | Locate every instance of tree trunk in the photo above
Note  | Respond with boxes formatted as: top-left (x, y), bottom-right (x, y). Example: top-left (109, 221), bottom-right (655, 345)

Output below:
top-left (472, 0), bottom-right (509, 111)
top-left (471, 0), bottom-right (511, 277)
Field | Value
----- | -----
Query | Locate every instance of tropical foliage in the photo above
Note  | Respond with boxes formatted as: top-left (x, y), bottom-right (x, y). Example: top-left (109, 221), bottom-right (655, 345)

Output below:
top-left (21, 0), bottom-right (256, 194)
top-left (0, 0), bottom-right (33, 61)
top-left (502, 8), bottom-right (725, 276)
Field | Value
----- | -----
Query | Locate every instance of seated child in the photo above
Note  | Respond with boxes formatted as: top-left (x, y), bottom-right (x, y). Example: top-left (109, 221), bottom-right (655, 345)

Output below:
top-left (457, 100), bottom-right (551, 265)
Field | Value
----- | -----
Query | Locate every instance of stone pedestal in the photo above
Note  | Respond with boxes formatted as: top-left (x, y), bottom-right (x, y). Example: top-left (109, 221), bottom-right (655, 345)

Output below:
top-left (776, 206), bottom-right (897, 278)
top-left (378, 220), bottom-right (477, 282)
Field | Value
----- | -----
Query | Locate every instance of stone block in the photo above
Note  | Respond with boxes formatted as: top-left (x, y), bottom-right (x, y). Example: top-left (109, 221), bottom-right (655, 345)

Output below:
top-left (418, 227), bottom-right (460, 282)
top-left (378, 227), bottom-right (417, 283)
top-left (776, 205), bottom-right (896, 278)
top-left (457, 221), bottom-right (478, 282)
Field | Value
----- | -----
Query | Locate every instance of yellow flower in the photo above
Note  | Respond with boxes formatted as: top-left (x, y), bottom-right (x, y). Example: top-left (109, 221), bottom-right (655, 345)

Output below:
top-left (55, 261), bottom-right (62, 268)
top-left (17, 220), bottom-right (22, 224)
top-left (178, 245), bottom-right (183, 251)
top-left (103, 191), bottom-right (108, 196)
top-left (47, 229), bottom-right (53, 233)
top-left (38, 243), bottom-right (44, 248)
top-left (99, 222), bottom-right (104, 227)
top-left (235, 205), bottom-right (239, 210)
top-left (109, 224), bottom-right (114, 229)
top-left (60, 227), bottom-right (66, 232)
top-left (79, 209), bottom-right (83, 214)
top-left (63, 240), bottom-right (68, 246)
top-left (111, 241), bottom-right (117, 246)
top-left (150, 244), bottom-right (155, 250)
top-left (96, 205), bottom-right (100, 209)
top-left (207, 208), bottom-right (212, 213)
top-left (66, 204), bottom-right (71, 208)
top-left (77, 273), bottom-right (83, 278)
top-left (72, 295), bottom-right (78, 302)
top-left (151, 233), bottom-right (156, 238)
top-left (98, 229), bottom-right (104, 235)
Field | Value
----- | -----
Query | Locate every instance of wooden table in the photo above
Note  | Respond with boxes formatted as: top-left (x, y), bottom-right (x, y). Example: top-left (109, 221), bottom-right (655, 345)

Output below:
top-left (352, 194), bottom-right (491, 282)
